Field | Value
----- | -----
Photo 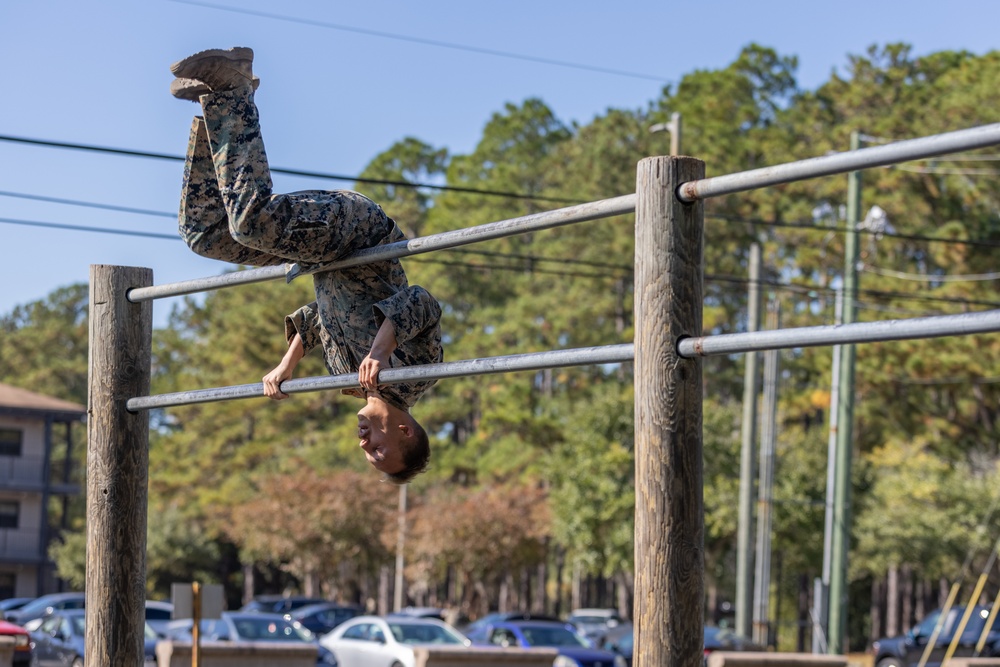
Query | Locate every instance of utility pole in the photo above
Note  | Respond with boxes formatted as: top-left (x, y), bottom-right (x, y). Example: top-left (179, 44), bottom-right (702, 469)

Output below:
top-left (753, 299), bottom-right (780, 647)
top-left (814, 289), bottom-right (843, 653)
top-left (828, 130), bottom-right (862, 654)
top-left (735, 242), bottom-right (762, 638)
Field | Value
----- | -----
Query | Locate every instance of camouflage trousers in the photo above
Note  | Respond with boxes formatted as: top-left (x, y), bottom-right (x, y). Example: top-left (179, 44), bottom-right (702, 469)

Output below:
top-left (178, 84), bottom-right (392, 267)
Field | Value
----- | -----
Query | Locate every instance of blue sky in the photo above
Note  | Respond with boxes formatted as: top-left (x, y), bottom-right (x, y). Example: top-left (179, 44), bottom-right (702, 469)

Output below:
top-left (0, 0), bottom-right (997, 327)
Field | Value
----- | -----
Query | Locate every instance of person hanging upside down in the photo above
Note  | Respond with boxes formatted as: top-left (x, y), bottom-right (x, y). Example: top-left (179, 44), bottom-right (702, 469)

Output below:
top-left (169, 46), bottom-right (443, 484)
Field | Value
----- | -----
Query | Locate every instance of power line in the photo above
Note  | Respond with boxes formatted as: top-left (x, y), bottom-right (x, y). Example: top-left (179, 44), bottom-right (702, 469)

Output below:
top-left (0, 134), bottom-right (584, 205)
top-left (4, 132), bottom-right (1000, 251)
top-left (0, 217), bottom-right (178, 240)
top-left (167, 0), bottom-right (670, 83)
top-left (5, 214), bottom-right (998, 311)
top-left (0, 190), bottom-right (175, 218)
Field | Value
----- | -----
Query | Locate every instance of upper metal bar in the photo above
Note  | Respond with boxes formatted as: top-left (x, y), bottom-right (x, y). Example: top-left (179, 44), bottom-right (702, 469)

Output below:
top-left (126, 343), bottom-right (635, 411)
top-left (677, 123), bottom-right (1000, 202)
top-left (679, 310), bottom-right (1000, 358)
top-left (127, 194), bottom-right (637, 303)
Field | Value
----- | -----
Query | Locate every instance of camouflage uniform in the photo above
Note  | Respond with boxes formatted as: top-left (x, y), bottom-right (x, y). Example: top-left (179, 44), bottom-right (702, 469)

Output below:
top-left (178, 83), bottom-right (443, 411)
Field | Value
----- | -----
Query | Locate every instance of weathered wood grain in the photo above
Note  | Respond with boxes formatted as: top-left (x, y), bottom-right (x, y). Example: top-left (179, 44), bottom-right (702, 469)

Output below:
top-left (86, 265), bottom-right (152, 667)
top-left (633, 156), bottom-right (706, 667)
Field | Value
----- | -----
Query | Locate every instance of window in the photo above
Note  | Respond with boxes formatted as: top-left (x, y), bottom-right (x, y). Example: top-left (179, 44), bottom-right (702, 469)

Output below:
top-left (0, 429), bottom-right (22, 457)
top-left (0, 502), bottom-right (19, 529)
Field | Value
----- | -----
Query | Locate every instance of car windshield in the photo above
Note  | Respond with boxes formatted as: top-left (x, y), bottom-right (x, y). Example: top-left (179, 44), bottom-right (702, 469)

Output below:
top-left (16, 596), bottom-right (79, 617)
top-left (521, 625), bottom-right (589, 647)
top-left (388, 622), bottom-right (465, 645)
top-left (231, 617), bottom-right (314, 642)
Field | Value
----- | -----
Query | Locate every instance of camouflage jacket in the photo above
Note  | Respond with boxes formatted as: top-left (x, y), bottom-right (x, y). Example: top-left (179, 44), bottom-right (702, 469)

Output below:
top-left (284, 218), bottom-right (443, 411)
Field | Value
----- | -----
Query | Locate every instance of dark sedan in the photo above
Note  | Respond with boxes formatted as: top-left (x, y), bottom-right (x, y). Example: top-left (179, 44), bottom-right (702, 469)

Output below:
top-left (478, 620), bottom-right (626, 667)
top-left (601, 623), bottom-right (763, 667)
top-left (871, 606), bottom-right (1000, 667)
top-left (286, 603), bottom-right (361, 636)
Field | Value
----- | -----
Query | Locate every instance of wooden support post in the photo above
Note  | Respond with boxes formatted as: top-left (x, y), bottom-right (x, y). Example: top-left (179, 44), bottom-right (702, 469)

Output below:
top-left (634, 156), bottom-right (705, 667)
top-left (87, 264), bottom-right (153, 667)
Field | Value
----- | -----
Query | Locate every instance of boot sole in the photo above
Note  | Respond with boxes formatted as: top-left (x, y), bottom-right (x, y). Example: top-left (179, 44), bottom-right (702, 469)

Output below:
top-left (170, 46), bottom-right (254, 78)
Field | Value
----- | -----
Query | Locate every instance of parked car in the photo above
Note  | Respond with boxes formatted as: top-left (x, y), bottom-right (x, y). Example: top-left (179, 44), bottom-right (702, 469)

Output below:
top-left (164, 611), bottom-right (337, 665)
top-left (6, 592), bottom-right (85, 627)
top-left (461, 611), bottom-right (563, 643)
top-left (145, 600), bottom-right (174, 637)
top-left (240, 595), bottom-right (328, 614)
top-left (320, 615), bottom-right (470, 667)
top-left (870, 606), bottom-right (1000, 667)
top-left (601, 622), bottom-right (763, 667)
top-left (0, 618), bottom-right (31, 666)
top-left (0, 598), bottom-right (34, 615)
top-left (567, 608), bottom-right (625, 643)
top-left (478, 619), bottom-right (626, 667)
top-left (28, 609), bottom-right (157, 666)
top-left (287, 603), bottom-right (362, 636)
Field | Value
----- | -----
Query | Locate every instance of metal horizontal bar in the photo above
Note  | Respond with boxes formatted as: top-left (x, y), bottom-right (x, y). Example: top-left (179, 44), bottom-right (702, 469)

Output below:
top-left (127, 194), bottom-right (636, 302)
top-left (126, 343), bottom-right (634, 411)
top-left (679, 310), bottom-right (1000, 358)
top-left (677, 123), bottom-right (1000, 202)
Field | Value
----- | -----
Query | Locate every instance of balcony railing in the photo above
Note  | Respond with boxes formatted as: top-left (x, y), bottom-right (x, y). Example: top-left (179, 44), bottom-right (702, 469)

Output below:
top-left (0, 455), bottom-right (80, 492)
top-left (0, 529), bottom-right (41, 559)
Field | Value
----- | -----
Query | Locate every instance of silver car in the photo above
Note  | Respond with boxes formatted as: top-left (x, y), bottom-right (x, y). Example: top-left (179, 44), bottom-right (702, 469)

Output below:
top-left (320, 615), bottom-right (470, 667)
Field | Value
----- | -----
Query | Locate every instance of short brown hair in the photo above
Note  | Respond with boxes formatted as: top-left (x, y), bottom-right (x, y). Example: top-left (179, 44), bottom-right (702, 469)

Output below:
top-left (383, 418), bottom-right (430, 485)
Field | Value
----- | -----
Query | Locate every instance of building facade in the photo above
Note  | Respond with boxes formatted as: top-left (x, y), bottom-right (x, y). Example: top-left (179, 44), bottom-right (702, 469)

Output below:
top-left (0, 383), bottom-right (84, 598)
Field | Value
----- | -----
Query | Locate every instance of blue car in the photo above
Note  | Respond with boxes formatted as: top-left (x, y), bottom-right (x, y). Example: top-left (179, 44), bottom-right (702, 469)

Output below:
top-left (28, 609), bottom-right (158, 666)
top-left (477, 619), bottom-right (625, 667)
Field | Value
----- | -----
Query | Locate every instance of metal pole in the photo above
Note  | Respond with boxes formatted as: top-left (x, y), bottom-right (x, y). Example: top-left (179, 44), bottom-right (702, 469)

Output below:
top-left (670, 113), bottom-right (682, 157)
top-left (127, 343), bottom-right (634, 411)
top-left (677, 123), bottom-right (1000, 202)
top-left (127, 124), bottom-right (1000, 305)
top-left (816, 289), bottom-right (843, 652)
top-left (86, 265), bottom-right (152, 667)
top-left (735, 242), bottom-right (761, 638)
top-left (829, 130), bottom-right (862, 654)
top-left (127, 306), bottom-right (1000, 411)
top-left (127, 194), bottom-right (637, 302)
top-left (633, 155), bottom-right (705, 667)
top-left (677, 309), bottom-right (1000, 358)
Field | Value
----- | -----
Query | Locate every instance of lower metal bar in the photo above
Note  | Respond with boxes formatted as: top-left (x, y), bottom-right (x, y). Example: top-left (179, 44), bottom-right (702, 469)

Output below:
top-left (126, 343), bottom-right (634, 411)
top-left (679, 310), bottom-right (1000, 357)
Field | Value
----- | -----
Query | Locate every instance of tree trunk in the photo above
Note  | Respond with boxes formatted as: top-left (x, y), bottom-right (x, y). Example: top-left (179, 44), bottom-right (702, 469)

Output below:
top-left (798, 574), bottom-right (810, 652)
top-left (871, 577), bottom-right (883, 644)
top-left (901, 565), bottom-right (913, 632)
top-left (887, 564), bottom-right (899, 637)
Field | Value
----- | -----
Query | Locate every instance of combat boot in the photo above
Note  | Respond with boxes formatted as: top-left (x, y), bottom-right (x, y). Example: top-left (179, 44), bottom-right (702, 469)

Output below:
top-left (170, 75), bottom-right (260, 101)
top-left (170, 46), bottom-right (254, 92)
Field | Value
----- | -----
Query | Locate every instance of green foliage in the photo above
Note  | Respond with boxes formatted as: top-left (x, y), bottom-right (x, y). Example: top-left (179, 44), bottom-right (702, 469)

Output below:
top-left (6, 42), bottom-right (1000, 635)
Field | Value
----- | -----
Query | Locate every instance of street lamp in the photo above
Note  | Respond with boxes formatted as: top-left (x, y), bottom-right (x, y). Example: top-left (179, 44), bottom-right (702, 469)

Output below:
top-left (649, 112), bottom-right (682, 156)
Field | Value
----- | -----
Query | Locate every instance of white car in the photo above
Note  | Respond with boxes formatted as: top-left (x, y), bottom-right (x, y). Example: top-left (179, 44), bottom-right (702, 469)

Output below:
top-left (320, 615), bottom-right (470, 667)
